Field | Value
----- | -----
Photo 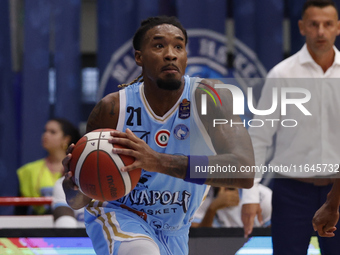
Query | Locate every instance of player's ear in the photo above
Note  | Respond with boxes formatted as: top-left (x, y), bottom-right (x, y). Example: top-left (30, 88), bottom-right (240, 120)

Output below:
top-left (298, 20), bottom-right (305, 36)
top-left (135, 50), bottom-right (143, 66)
top-left (337, 20), bottom-right (340, 36)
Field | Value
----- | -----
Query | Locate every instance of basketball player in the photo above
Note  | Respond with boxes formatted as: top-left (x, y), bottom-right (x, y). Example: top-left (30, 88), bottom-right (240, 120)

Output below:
top-left (63, 16), bottom-right (255, 255)
top-left (241, 0), bottom-right (340, 254)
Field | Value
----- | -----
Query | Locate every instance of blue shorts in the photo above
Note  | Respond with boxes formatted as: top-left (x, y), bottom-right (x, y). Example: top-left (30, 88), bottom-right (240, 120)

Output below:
top-left (84, 201), bottom-right (189, 255)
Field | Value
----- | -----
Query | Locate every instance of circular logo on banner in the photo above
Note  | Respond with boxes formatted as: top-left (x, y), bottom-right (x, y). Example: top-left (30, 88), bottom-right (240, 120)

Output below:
top-left (174, 124), bottom-right (189, 140)
top-left (155, 129), bottom-right (170, 148)
top-left (185, 29), bottom-right (267, 103)
top-left (98, 29), bottom-right (267, 105)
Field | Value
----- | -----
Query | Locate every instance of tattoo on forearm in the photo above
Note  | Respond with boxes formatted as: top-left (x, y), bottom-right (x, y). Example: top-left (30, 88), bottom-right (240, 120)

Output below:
top-left (164, 155), bottom-right (187, 179)
top-left (206, 176), bottom-right (237, 187)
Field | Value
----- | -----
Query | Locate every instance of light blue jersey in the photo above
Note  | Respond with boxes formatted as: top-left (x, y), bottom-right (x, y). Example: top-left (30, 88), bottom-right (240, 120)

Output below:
top-left (85, 76), bottom-right (215, 255)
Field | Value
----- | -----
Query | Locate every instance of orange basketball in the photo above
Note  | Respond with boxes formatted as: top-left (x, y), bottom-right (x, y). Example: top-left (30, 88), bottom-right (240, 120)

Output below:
top-left (69, 128), bottom-right (141, 201)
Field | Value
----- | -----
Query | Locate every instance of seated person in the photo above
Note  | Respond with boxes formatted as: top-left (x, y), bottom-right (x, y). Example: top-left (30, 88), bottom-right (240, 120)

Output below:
top-left (52, 176), bottom-right (85, 228)
top-left (191, 184), bottom-right (272, 228)
top-left (16, 118), bottom-right (80, 215)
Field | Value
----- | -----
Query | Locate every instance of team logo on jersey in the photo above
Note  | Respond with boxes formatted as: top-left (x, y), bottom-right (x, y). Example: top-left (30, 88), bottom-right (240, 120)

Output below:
top-left (154, 129), bottom-right (170, 148)
top-left (179, 99), bottom-right (190, 119)
top-left (174, 124), bottom-right (189, 140)
top-left (151, 220), bottom-right (163, 230)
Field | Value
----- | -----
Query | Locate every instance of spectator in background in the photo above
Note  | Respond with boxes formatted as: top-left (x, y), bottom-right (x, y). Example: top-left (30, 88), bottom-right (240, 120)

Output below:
top-left (191, 185), bottom-right (271, 228)
top-left (52, 176), bottom-right (85, 228)
top-left (16, 118), bottom-right (80, 215)
top-left (241, 0), bottom-right (340, 254)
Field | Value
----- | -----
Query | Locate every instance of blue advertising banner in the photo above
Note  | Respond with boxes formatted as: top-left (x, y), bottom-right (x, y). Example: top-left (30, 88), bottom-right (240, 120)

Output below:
top-left (234, 0), bottom-right (283, 73)
top-left (176, 0), bottom-right (267, 123)
top-left (176, 0), bottom-right (226, 33)
top-left (0, 0), bottom-right (18, 214)
top-left (53, 0), bottom-right (81, 127)
top-left (255, 0), bottom-right (283, 71)
top-left (97, 0), bottom-right (158, 99)
top-left (21, 0), bottom-right (51, 165)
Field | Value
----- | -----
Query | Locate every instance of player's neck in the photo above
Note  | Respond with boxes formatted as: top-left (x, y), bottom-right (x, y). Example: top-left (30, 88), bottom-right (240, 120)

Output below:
top-left (143, 82), bottom-right (184, 117)
top-left (308, 46), bottom-right (335, 73)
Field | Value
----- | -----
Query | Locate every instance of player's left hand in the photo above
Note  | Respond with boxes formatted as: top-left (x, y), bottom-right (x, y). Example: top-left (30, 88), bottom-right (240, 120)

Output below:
top-left (312, 202), bottom-right (339, 237)
top-left (109, 128), bottom-right (161, 172)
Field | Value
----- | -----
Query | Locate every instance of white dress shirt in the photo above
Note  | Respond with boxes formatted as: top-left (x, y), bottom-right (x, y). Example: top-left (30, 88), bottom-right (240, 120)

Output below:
top-left (242, 44), bottom-right (340, 204)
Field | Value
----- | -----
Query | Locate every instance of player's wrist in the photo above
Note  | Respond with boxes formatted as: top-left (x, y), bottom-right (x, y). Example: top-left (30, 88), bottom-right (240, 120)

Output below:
top-left (156, 153), bottom-right (187, 179)
top-left (325, 193), bottom-right (340, 211)
top-left (183, 155), bottom-right (208, 185)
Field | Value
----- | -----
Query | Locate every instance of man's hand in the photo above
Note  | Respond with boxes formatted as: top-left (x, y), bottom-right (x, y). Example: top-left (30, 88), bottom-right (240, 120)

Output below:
top-left (210, 188), bottom-right (240, 211)
top-left (312, 202), bottom-right (339, 237)
top-left (198, 188), bottom-right (240, 227)
top-left (109, 128), bottom-right (162, 173)
top-left (241, 203), bottom-right (263, 238)
top-left (62, 144), bottom-right (78, 192)
top-left (62, 144), bottom-right (91, 210)
top-left (62, 144), bottom-right (78, 190)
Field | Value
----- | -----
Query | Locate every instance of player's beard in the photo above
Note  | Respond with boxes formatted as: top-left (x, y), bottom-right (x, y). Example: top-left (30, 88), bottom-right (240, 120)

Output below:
top-left (156, 77), bottom-right (182, 91)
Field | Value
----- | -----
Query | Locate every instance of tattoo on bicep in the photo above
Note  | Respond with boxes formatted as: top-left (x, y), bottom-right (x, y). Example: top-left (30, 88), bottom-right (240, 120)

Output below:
top-left (91, 100), bottom-right (103, 119)
top-left (87, 100), bottom-right (103, 132)
top-left (109, 101), bottom-right (115, 117)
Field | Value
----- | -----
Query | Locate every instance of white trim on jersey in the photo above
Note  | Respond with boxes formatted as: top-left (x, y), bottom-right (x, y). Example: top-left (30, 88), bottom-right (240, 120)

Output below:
top-left (139, 83), bottom-right (183, 123)
top-left (189, 184), bottom-right (211, 222)
top-left (86, 201), bottom-right (157, 255)
top-left (117, 89), bottom-right (126, 132)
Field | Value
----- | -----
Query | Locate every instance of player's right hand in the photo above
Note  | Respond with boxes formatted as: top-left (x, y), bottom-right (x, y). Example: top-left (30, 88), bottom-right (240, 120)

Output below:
top-left (242, 203), bottom-right (263, 238)
top-left (62, 144), bottom-right (78, 190)
top-left (62, 143), bottom-right (92, 209)
top-left (62, 144), bottom-right (75, 175)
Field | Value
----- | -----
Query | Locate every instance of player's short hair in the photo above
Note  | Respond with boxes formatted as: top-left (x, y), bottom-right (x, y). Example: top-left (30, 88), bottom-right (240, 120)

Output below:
top-left (133, 16), bottom-right (188, 51)
top-left (302, 0), bottom-right (338, 17)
